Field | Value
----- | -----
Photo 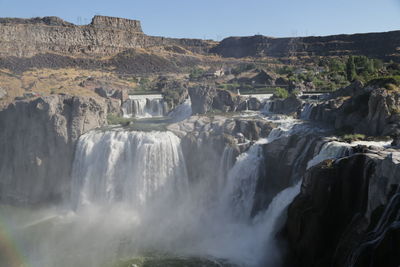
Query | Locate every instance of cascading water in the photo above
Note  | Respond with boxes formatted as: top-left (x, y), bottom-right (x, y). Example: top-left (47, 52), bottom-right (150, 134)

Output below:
top-left (0, 107), bottom-right (320, 267)
top-left (167, 98), bottom-right (192, 122)
top-left (220, 140), bottom-right (266, 220)
top-left (122, 95), bottom-right (164, 118)
top-left (300, 102), bottom-right (316, 120)
top-left (307, 141), bottom-right (353, 169)
top-left (71, 130), bottom-right (189, 209)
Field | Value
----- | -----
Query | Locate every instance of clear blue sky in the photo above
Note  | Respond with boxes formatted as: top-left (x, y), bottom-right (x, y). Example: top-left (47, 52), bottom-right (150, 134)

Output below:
top-left (0, 0), bottom-right (399, 40)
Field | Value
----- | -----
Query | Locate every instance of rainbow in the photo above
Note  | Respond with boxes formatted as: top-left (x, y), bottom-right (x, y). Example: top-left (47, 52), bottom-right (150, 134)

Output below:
top-left (0, 217), bottom-right (27, 267)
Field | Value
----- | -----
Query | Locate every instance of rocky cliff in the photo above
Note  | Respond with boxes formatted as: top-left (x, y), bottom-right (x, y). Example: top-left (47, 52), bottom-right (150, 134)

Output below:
top-left (1, 15), bottom-right (399, 67)
top-left (304, 82), bottom-right (400, 137)
top-left (211, 31), bottom-right (400, 62)
top-left (284, 150), bottom-right (400, 267)
top-left (0, 15), bottom-right (212, 58)
top-left (252, 132), bottom-right (324, 215)
top-left (0, 95), bottom-right (107, 205)
top-left (167, 115), bottom-right (274, 186)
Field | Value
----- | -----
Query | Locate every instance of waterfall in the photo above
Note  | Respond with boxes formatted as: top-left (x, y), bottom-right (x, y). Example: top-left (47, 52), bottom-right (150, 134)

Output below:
top-left (167, 98), bottom-right (192, 122)
top-left (300, 102), bottom-right (316, 120)
top-left (71, 130), bottom-right (189, 209)
top-left (307, 141), bottom-right (353, 169)
top-left (220, 141), bottom-right (265, 220)
top-left (262, 101), bottom-right (273, 114)
top-left (3, 115), bottom-right (307, 267)
top-left (217, 146), bottom-right (236, 191)
top-left (345, 190), bottom-right (400, 267)
top-left (122, 95), bottom-right (164, 118)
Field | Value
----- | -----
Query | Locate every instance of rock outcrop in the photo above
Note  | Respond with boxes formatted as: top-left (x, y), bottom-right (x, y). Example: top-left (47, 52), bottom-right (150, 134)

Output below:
top-left (305, 85), bottom-right (400, 136)
top-left (188, 85), bottom-right (217, 114)
top-left (0, 95), bottom-right (107, 205)
top-left (268, 96), bottom-right (303, 115)
top-left (284, 151), bottom-right (400, 267)
top-left (167, 115), bottom-right (274, 186)
top-left (0, 15), bottom-right (212, 58)
top-left (252, 132), bottom-right (324, 215)
top-left (189, 85), bottom-right (253, 114)
top-left (211, 31), bottom-right (400, 62)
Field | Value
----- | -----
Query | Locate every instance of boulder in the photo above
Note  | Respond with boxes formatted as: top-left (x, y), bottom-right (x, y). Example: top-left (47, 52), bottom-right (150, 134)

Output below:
top-left (212, 89), bottom-right (240, 112)
top-left (247, 97), bottom-right (261, 110)
top-left (188, 85), bottom-right (216, 114)
top-left (94, 87), bottom-right (108, 98)
top-left (269, 96), bottom-right (302, 114)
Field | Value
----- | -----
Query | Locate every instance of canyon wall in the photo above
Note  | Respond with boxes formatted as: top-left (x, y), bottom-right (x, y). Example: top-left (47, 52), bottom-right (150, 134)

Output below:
top-left (1, 15), bottom-right (399, 63)
top-left (211, 31), bottom-right (400, 62)
top-left (284, 150), bottom-right (400, 267)
top-left (0, 15), bottom-right (213, 58)
top-left (0, 95), bottom-right (107, 205)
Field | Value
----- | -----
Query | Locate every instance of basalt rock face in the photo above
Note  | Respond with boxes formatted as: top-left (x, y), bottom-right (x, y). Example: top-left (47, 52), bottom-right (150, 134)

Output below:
top-left (188, 85), bottom-right (217, 114)
top-left (167, 115), bottom-right (274, 186)
top-left (284, 151), bottom-right (400, 267)
top-left (211, 31), bottom-right (400, 62)
top-left (0, 15), bottom-right (212, 58)
top-left (306, 86), bottom-right (400, 136)
top-left (269, 96), bottom-right (303, 115)
top-left (252, 132), bottom-right (324, 215)
top-left (0, 95), bottom-right (107, 205)
top-left (189, 86), bottom-right (250, 114)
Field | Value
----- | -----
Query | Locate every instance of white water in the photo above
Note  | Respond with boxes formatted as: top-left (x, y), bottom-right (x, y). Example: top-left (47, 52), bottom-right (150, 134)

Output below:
top-left (122, 95), bottom-right (164, 118)
top-left (167, 98), bottom-right (192, 122)
top-left (0, 126), bottom-right (302, 267)
top-left (300, 102), bottom-right (316, 120)
top-left (307, 141), bottom-right (352, 169)
top-left (307, 139), bottom-right (393, 169)
top-left (71, 130), bottom-right (189, 209)
top-left (241, 94), bottom-right (273, 101)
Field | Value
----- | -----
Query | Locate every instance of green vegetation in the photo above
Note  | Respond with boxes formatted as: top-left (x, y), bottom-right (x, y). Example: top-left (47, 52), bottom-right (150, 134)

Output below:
top-left (218, 83), bottom-right (240, 91)
top-left (113, 255), bottom-right (234, 267)
top-left (344, 56), bottom-right (384, 82)
top-left (341, 133), bottom-right (367, 142)
top-left (189, 67), bottom-right (205, 80)
top-left (276, 65), bottom-right (295, 75)
top-left (366, 75), bottom-right (400, 90)
top-left (290, 89), bottom-right (301, 97)
top-left (163, 85), bottom-right (187, 108)
top-left (272, 87), bottom-right (289, 99)
top-left (107, 114), bottom-right (133, 125)
top-left (335, 132), bottom-right (391, 142)
top-left (137, 77), bottom-right (151, 91)
top-left (231, 63), bottom-right (256, 76)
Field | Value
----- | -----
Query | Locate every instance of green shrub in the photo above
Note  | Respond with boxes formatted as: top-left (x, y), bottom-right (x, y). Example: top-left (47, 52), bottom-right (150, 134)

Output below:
top-left (273, 87), bottom-right (289, 99)
top-left (107, 114), bottom-right (133, 125)
top-left (290, 89), bottom-right (301, 97)
top-left (189, 67), bottom-right (205, 80)
top-left (367, 76), bottom-right (400, 89)
top-left (341, 133), bottom-right (366, 142)
top-left (231, 63), bottom-right (256, 75)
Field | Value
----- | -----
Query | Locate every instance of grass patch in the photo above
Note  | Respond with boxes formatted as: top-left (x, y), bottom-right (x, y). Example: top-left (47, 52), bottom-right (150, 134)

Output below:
top-left (272, 87), bottom-right (289, 99)
top-left (340, 133), bottom-right (366, 142)
top-left (113, 255), bottom-right (235, 267)
top-left (337, 133), bottom-right (391, 142)
top-left (107, 114), bottom-right (134, 125)
top-left (367, 75), bottom-right (400, 89)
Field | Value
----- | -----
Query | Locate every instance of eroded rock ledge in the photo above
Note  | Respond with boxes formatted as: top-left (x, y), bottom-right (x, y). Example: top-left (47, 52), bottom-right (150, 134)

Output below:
top-left (284, 150), bottom-right (400, 267)
top-left (0, 15), bottom-right (212, 58)
top-left (0, 95), bottom-right (107, 205)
